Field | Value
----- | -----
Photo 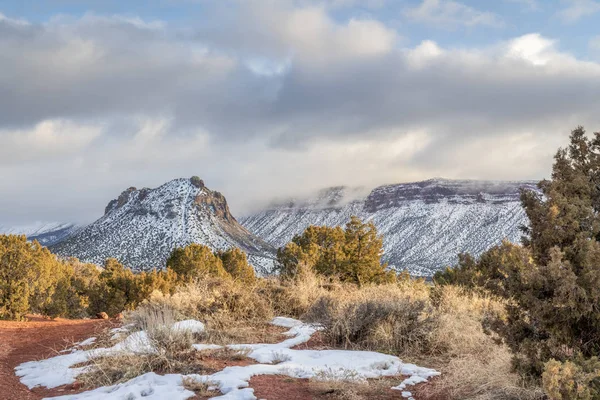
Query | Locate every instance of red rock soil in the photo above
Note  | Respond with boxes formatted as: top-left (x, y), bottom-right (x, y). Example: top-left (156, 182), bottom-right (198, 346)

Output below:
top-left (0, 316), bottom-right (112, 400)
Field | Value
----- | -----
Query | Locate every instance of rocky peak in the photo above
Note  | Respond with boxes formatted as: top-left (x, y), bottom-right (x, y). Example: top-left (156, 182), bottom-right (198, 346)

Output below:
top-left (190, 176), bottom-right (205, 189)
top-left (105, 187), bottom-right (138, 215)
top-left (52, 177), bottom-right (275, 273)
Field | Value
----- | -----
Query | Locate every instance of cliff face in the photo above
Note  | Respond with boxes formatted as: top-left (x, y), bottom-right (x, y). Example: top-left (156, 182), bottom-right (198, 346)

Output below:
top-left (51, 178), bottom-right (276, 274)
top-left (240, 179), bottom-right (537, 276)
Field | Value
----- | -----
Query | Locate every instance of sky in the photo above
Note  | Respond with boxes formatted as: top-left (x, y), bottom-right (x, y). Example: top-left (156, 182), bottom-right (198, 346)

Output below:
top-left (1, 0), bottom-right (600, 225)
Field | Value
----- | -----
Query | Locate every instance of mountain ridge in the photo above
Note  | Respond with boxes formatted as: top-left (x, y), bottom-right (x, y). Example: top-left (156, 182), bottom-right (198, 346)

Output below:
top-left (240, 178), bottom-right (538, 276)
top-left (0, 222), bottom-right (81, 247)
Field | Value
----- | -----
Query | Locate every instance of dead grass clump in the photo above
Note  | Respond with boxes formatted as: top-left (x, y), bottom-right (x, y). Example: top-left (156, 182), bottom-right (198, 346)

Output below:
top-left (261, 268), bottom-right (332, 317)
top-left (182, 376), bottom-right (219, 397)
top-left (79, 304), bottom-right (205, 388)
top-left (143, 278), bottom-right (274, 327)
top-left (77, 350), bottom-right (206, 388)
top-left (78, 346), bottom-right (205, 388)
top-left (126, 303), bottom-right (202, 354)
top-left (419, 348), bottom-right (545, 400)
top-left (308, 372), bottom-right (398, 400)
top-left (304, 282), bottom-right (437, 357)
top-left (204, 347), bottom-right (251, 362)
top-left (419, 285), bottom-right (544, 400)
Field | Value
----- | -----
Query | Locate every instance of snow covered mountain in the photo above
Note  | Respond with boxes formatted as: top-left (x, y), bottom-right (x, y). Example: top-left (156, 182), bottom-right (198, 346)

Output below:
top-left (0, 222), bottom-right (80, 246)
top-left (240, 178), bottom-right (538, 277)
top-left (51, 177), bottom-right (276, 274)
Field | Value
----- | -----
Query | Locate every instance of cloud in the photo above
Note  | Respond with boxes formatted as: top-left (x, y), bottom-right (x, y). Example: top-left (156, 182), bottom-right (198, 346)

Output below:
top-left (1, 3), bottom-right (600, 226)
top-left (403, 0), bottom-right (504, 29)
top-left (0, 120), bottom-right (102, 164)
top-left (557, 0), bottom-right (600, 23)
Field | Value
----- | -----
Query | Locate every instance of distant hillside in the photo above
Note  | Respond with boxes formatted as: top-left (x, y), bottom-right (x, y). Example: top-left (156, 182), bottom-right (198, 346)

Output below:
top-left (240, 178), bottom-right (538, 276)
top-left (0, 222), bottom-right (81, 246)
top-left (50, 177), bottom-right (276, 274)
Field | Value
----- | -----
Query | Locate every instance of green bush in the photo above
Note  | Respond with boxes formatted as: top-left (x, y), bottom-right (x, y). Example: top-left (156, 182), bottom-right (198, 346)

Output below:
top-left (0, 235), bottom-right (72, 320)
top-left (167, 244), bottom-right (229, 281)
top-left (542, 357), bottom-right (600, 400)
top-left (277, 216), bottom-right (395, 285)
top-left (89, 258), bottom-right (177, 317)
top-left (216, 248), bottom-right (255, 284)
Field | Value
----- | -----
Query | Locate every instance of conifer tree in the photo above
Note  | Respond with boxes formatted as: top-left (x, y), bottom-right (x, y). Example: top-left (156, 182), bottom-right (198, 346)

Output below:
top-left (0, 235), bottom-right (65, 320)
top-left (436, 127), bottom-right (600, 394)
top-left (166, 243), bottom-right (229, 281)
top-left (216, 248), bottom-right (256, 283)
top-left (342, 216), bottom-right (390, 286)
top-left (277, 217), bottom-right (392, 285)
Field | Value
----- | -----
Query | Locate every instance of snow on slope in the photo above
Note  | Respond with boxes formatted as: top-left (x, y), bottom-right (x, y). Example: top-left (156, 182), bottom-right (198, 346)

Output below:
top-left (0, 222), bottom-right (80, 246)
top-left (17, 317), bottom-right (439, 400)
top-left (51, 178), bottom-right (276, 274)
top-left (240, 178), bottom-right (538, 276)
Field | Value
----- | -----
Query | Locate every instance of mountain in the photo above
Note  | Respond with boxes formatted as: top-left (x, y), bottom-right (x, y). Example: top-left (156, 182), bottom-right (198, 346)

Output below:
top-left (239, 178), bottom-right (538, 277)
top-left (51, 177), bottom-right (276, 274)
top-left (0, 222), bottom-right (80, 246)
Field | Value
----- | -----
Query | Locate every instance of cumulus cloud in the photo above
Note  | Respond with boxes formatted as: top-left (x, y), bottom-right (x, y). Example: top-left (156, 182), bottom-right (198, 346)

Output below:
top-left (1, 2), bottom-right (600, 225)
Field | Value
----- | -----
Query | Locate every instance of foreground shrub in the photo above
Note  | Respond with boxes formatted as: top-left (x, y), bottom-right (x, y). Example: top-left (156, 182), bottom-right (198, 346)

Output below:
top-left (141, 278), bottom-right (274, 334)
top-left (542, 358), bottom-right (600, 400)
top-left (88, 258), bottom-right (176, 317)
top-left (80, 304), bottom-right (204, 388)
top-left (436, 128), bottom-right (600, 394)
top-left (422, 286), bottom-right (544, 400)
top-left (304, 282), bottom-right (435, 356)
top-left (0, 235), bottom-right (83, 320)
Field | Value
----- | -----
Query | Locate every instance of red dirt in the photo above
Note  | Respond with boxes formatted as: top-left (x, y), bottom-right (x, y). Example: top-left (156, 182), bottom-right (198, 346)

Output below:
top-left (250, 375), bottom-right (316, 399)
top-left (195, 351), bottom-right (256, 373)
top-left (249, 375), bottom-right (410, 400)
top-left (0, 316), bottom-right (113, 400)
top-left (291, 332), bottom-right (329, 351)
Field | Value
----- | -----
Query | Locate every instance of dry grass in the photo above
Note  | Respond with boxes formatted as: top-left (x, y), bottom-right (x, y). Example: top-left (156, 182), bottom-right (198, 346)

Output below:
top-left (199, 321), bottom-right (286, 345)
top-left (304, 282), bottom-right (544, 400)
top-left (79, 304), bottom-right (206, 388)
top-left (181, 376), bottom-right (219, 398)
top-left (76, 273), bottom-right (544, 399)
top-left (203, 347), bottom-right (251, 362)
top-left (141, 278), bottom-right (274, 327)
top-left (416, 286), bottom-right (544, 400)
top-left (303, 281), bottom-right (436, 357)
top-left (308, 374), bottom-right (399, 400)
top-left (261, 268), bottom-right (332, 317)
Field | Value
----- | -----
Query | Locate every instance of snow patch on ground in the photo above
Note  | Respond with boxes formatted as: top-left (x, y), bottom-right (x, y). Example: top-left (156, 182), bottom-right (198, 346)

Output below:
top-left (172, 319), bottom-right (205, 333)
top-left (76, 337), bottom-right (96, 347)
top-left (16, 317), bottom-right (439, 399)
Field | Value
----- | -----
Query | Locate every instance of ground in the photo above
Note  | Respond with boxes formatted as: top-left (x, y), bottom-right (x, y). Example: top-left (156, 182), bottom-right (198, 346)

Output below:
top-left (0, 316), bottom-right (112, 400)
top-left (4, 317), bottom-right (435, 400)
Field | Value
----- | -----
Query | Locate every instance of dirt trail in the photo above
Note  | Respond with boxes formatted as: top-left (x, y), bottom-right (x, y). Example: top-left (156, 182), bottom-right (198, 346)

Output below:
top-left (0, 316), bottom-right (110, 400)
